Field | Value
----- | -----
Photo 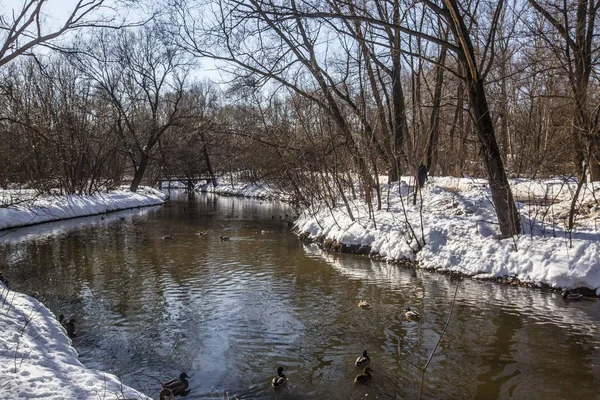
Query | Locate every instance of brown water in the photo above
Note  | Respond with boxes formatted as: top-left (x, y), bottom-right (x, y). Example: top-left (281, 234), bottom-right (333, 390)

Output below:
top-left (1, 192), bottom-right (599, 399)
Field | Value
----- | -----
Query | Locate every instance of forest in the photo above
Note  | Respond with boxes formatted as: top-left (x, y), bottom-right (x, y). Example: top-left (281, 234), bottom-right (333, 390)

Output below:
top-left (1, 0), bottom-right (599, 239)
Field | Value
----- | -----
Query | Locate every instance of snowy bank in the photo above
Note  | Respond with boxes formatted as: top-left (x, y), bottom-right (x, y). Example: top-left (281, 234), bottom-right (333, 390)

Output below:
top-left (194, 173), bottom-right (288, 201)
top-left (0, 282), bottom-right (150, 399)
top-left (0, 187), bottom-right (166, 231)
top-left (295, 177), bottom-right (600, 295)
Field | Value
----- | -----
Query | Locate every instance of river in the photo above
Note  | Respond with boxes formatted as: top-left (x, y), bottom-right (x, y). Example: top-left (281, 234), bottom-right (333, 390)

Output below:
top-left (1, 191), bottom-right (599, 399)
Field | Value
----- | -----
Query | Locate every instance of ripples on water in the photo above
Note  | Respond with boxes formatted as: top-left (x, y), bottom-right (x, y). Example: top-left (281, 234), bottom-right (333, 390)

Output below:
top-left (1, 192), bottom-right (599, 399)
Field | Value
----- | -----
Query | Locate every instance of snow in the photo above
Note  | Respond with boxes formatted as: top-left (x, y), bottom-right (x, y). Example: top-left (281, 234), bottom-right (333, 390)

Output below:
top-left (194, 173), bottom-right (287, 200)
top-left (0, 282), bottom-right (150, 399)
top-left (0, 187), bottom-right (166, 231)
top-left (0, 187), bottom-right (165, 399)
top-left (295, 176), bottom-right (600, 295)
top-left (1, 175), bottom-right (598, 399)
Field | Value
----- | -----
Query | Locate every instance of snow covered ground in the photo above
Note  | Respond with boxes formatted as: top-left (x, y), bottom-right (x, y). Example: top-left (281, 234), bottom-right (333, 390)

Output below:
top-left (1, 175), bottom-right (598, 399)
top-left (295, 176), bottom-right (600, 295)
top-left (194, 173), bottom-right (288, 200)
top-left (0, 187), bottom-right (166, 231)
top-left (0, 188), bottom-right (165, 399)
top-left (0, 281), bottom-right (150, 399)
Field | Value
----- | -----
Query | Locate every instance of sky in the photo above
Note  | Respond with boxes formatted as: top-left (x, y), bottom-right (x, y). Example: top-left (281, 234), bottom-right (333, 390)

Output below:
top-left (1, 0), bottom-right (225, 83)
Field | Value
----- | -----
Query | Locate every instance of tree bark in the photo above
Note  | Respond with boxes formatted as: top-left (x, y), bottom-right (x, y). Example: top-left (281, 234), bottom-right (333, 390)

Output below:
top-left (425, 43), bottom-right (447, 175)
top-left (442, 0), bottom-right (521, 237)
top-left (389, 0), bottom-right (409, 182)
top-left (130, 152), bottom-right (149, 192)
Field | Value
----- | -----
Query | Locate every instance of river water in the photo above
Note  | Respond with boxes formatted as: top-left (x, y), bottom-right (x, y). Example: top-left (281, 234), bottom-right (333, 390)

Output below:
top-left (1, 192), bottom-right (599, 399)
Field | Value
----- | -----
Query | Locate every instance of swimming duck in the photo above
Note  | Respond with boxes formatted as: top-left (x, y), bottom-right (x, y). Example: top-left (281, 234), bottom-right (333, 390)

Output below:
top-left (405, 307), bottom-right (420, 319)
top-left (358, 300), bottom-right (370, 309)
top-left (162, 235), bottom-right (173, 240)
top-left (161, 372), bottom-right (190, 397)
top-left (219, 236), bottom-right (230, 241)
top-left (197, 231), bottom-right (208, 236)
top-left (355, 350), bottom-right (370, 367)
top-left (271, 367), bottom-right (286, 388)
top-left (353, 366), bottom-right (373, 383)
top-left (159, 388), bottom-right (191, 399)
top-left (562, 290), bottom-right (583, 300)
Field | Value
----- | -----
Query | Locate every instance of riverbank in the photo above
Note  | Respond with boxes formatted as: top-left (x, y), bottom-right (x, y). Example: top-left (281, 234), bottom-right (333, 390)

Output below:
top-left (0, 282), bottom-right (150, 399)
top-left (0, 188), bottom-right (165, 399)
top-left (0, 187), bottom-right (166, 231)
top-left (295, 176), bottom-right (600, 296)
top-left (195, 174), bottom-right (288, 201)
top-left (193, 175), bottom-right (600, 294)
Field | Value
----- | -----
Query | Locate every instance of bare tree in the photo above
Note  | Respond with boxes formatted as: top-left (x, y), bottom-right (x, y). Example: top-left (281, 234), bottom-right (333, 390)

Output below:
top-left (235, 0), bottom-right (522, 237)
top-left (528, 0), bottom-right (600, 181)
top-left (0, 56), bottom-right (122, 193)
top-left (0, 0), bottom-right (132, 68)
top-left (69, 25), bottom-right (192, 191)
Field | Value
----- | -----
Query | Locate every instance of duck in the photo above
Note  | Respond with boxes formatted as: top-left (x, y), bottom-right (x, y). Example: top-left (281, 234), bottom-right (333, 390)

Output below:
top-left (358, 300), bottom-right (370, 309)
top-left (271, 366), bottom-right (286, 388)
top-left (197, 231), bottom-right (208, 236)
top-left (162, 235), bottom-right (173, 240)
top-left (353, 366), bottom-right (373, 383)
top-left (219, 236), bottom-right (230, 241)
top-left (65, 319), bottom-right (76, 337)
top-left (355, 350), bottom-right (370, 367)
top-left (161, 372), bottom-right (190, 397)
top-left (405, 307), bottom-right (420, 319)
top-left (562, 290), bottom-right (583, 300)
top-left (59, 315), bottom-right (77, 337)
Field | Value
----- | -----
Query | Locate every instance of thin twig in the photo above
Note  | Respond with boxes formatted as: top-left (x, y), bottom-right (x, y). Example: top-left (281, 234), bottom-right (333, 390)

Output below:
top-left (418, 281), bottom-right (460, 399)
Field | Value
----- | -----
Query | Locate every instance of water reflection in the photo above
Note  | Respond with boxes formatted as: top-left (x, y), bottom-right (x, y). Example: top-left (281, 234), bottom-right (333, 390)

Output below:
top-left (1, 192), bottom-right (599, 399)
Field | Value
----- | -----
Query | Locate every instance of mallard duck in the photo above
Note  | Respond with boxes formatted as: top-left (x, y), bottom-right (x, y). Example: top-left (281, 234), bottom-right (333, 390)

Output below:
top-left (159, 387), bottom-right (191, 399)
top-left (562, 290), bottom-right (583, 300)
top-left (219, 236), bottom-right (230, 241)
top-left (162, 235), bottom-right (173, 240)
top-left (405, 307), bottom-right (420, 319)
top-left (197, 231), bottom-right (208, 236)
top-left (355, 350), bottom-right (370, 367)
top-left (358, 300), bottom-right (370, 308)
top-left (65, 319), bottom-right (76, 337)
top-left (161, 372), bottom-right (190, 397)
top-left (271, 366), bottom-right (286, 388)
top-left (59, 315), bottom-right (77, 337)
top-left (353, 366), bottom-right (373, 383)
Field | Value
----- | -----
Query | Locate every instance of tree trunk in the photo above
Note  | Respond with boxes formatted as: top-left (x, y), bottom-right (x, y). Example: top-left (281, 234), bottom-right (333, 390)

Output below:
top-left (443, 0), bottom-right (521, 237)
top-left (468, 78), bottom-right (521, 237)
top-left (129, 152), bottom-right (149, 192)
top-left (200, 131), bottom-right (217, 187)
top-left (389, 0), bottom-right (409, 182)
top-left (425, 44), bottom-right (447, 175)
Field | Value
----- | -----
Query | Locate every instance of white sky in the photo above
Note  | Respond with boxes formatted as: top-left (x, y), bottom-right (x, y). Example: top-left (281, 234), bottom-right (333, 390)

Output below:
top-left (1, 0), bottom-right (225, 84)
